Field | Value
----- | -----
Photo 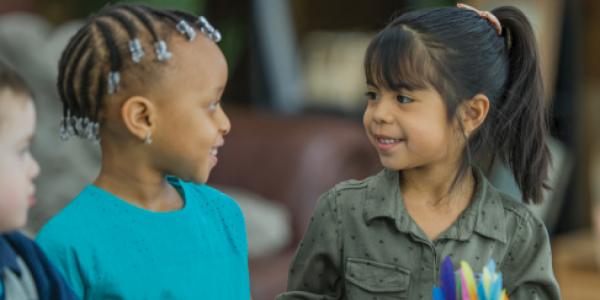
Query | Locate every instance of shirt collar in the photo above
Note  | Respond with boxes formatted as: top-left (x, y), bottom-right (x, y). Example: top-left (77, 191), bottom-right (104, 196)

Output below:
top-left (0, 233), bottom-right (22, 275)
top-left (363, 168), bottom-right (507, 243)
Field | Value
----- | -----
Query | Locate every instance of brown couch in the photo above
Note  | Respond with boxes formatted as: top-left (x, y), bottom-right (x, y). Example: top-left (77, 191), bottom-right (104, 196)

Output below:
top-left (209, 109), bottom-right (380, 300)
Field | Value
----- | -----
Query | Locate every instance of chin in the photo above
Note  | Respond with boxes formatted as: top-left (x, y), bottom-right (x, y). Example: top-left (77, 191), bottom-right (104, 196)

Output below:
top-left (379, 156), bottom-right (403, 170)
top-left (380, 159), bottom-right (422, 172)
top-left (188, 170), bottom-right (210, 184)
top-left (4, 218), bottom-right (27, 231)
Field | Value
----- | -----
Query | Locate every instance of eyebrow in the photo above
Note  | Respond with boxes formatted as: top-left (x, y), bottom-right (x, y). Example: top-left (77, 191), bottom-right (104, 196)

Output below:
top-left (366, 81), bottom-right (414, 91)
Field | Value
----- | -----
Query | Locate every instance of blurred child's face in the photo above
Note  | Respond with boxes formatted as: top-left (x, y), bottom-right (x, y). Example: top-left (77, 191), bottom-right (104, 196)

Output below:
top-left (0, 90), bottom-right (39, 231)
top-left (151, 36), bottom-right (230, 183)
top-left (363, 85), bottom-right (463, 171)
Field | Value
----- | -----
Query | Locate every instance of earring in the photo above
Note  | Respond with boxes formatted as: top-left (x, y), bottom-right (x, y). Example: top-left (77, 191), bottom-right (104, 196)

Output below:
top-left (144, 131), bottom-right (153, 144)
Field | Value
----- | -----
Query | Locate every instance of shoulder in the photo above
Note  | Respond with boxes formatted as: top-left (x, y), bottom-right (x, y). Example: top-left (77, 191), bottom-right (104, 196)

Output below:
top-left (495, 187), bottom-right (544, 229)
top-left (331, 170), bottom-right (385, 200)
top-left (36, 188), bottom-right (96, 250)
top-left (490, 186), bottom-right (549, 247)
top-left (5, 231), bottom-right (54, 274)
top-left (3, 230), bottom-right (34, 246)
top-left (314, 170), bottom-right (384, 212)
top-left (3, 231), bottom-right (40, 257)
top-left (182, 182), bottom-right (244, 218)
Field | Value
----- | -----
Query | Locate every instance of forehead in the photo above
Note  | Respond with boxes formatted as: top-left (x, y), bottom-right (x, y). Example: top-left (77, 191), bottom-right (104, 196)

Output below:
top-left (0, 89), bottom-right (32, 122)
top-left (364, 26), bottom-right (435, 92)
top-left (0, 90), bottom-right (34, 140)
top-left (165, 35), bottom-right (228, 87)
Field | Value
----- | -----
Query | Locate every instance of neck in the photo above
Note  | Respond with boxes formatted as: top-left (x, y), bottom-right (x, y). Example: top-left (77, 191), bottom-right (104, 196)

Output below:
top-left (400, 162), bottom-right (475, 208)
top-left (94, 141), bottom-right (182, 211)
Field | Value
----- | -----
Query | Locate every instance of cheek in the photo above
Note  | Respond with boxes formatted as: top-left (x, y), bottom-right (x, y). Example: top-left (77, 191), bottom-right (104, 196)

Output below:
top-left (406, 114), bottom-right (450, 149)
top-left (0, 165), bottom-right (27, 206)
top-left (194, 117), bottom-right (219, 143)
top-left (362, 107), bottom-right (374, 134)
top-left (362, 108), bottom-right (370, 126)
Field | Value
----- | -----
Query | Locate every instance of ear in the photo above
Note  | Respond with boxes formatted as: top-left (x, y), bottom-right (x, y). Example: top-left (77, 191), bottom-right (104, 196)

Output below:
top-left (459, 93), bottom-right (490, 137)
top-left (121, 96), bottom-right (156, 141)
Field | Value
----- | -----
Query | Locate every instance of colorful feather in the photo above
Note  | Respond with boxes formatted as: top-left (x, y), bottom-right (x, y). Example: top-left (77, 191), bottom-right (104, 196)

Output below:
top-left (433, 287), bottom-right (445, 300)
top-left (460, 271), bottom-right (471, 300)
top-left (460, 261), bottom-right (478, 299)
top-left (433, 257), bottom-right (509, 300)
top-left (441, 257), bottom-right (457, 300)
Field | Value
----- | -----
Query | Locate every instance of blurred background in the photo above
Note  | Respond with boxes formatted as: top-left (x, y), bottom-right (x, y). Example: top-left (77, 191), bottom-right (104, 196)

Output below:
top-left (0, 0), bottom-right (598, 299)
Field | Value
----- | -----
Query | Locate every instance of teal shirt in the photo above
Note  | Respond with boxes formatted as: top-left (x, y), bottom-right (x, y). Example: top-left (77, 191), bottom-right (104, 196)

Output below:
top-left (36, 178), bottom-right (250, 300)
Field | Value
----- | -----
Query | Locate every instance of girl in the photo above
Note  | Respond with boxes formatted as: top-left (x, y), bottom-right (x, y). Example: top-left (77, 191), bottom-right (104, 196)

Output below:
top-left (279, 4), bottom-right (560, 300)
top-left (0, 60), bottom-right (77, 299)
top-left (36, 4), bottom-right (250, 299)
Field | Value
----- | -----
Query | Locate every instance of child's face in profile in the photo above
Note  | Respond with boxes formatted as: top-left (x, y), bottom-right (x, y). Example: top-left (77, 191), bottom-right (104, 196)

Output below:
top-left (0, 89), bottom-right (39, 231)
top-left (150, 36), bottom-right (230, 183)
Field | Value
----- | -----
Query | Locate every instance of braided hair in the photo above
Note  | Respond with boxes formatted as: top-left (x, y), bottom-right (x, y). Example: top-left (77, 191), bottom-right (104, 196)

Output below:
top-left (57, 4), bottom-right (221, 142)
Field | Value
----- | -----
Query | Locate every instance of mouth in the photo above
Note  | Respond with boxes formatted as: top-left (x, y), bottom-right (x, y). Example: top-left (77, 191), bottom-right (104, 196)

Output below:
top-left (374, 135), bottom-right (405, 151)
top-left (209, 142), bottom-right (223, 166)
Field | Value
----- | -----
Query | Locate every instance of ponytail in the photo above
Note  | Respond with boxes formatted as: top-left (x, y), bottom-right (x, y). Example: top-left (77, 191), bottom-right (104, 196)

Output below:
top-left (491, 6), bottom-right (550, 204)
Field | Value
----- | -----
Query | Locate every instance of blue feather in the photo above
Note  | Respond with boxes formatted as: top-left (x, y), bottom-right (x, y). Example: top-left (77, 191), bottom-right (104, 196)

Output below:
top-left (433, 287), bottom-right (445, 300)
top-left (477, 280), bottom-right (488, 300)
top-left (440, 256), bottom-right (456, 300)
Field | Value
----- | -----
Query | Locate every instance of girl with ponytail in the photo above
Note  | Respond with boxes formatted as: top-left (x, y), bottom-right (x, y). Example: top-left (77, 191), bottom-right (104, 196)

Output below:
top-left (279, 3), bottom-right (560, 299)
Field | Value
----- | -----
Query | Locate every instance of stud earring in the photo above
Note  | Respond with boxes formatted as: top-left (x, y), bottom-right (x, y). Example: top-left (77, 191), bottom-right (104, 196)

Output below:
top-left (144, 131), bottom-right (153, 144)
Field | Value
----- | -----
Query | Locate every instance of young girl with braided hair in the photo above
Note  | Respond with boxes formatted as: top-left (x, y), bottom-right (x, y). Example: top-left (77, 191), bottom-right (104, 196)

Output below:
top-left (279, 3), bottom-right (560, 299)
top-left (36, 4), bottom-right (249, 299)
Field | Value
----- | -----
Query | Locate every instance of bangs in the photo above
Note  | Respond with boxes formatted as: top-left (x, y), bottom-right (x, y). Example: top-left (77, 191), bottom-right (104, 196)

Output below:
top-left (364, 25), bottom-right (435, 92)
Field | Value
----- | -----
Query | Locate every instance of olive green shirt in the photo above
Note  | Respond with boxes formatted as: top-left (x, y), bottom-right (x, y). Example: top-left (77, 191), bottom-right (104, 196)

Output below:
top-left (278, 169), bottom-right (560, 300)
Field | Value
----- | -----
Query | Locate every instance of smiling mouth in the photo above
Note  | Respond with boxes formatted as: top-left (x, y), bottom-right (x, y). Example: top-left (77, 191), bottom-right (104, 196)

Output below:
top-left (377, 137), bottom-right (404, 144)
top-left (374, 135), bottom-right (405, 151)
top-left (375, 134), bottom-right (405, 143)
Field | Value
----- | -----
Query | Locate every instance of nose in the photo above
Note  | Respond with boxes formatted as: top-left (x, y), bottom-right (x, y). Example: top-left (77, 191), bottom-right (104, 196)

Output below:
top-left (216, 107), bottom-right (231, 136)
top-left (28, 153), bottom-right (40, 180)
top-left (370, 97), bottom-right (394, 124)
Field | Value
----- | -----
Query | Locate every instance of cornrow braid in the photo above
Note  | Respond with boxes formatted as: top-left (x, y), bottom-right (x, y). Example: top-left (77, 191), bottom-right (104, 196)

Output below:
top-left (95, 19), bottom-right (123, 95)
top-left (123, 5), bottom-right (172, 62)
top-left (147, 9), bottom-right (197, 41)
top-left (63, 37), bottom-right (90, 117)
top-left (57, 3), bottom-right (222, 142)
top-left (103, 10), bottom-right (145, 63)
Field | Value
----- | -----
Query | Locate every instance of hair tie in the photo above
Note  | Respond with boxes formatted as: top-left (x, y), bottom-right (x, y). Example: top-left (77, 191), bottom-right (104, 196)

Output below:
top-left (457, 3), bottom-right (502, 35)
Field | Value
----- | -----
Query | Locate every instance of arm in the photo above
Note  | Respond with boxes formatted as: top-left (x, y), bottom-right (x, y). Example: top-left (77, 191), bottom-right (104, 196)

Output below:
top-left (276, 190), bottom-right (343, 300)
top-left (502, 213), bottom-right (561, 299)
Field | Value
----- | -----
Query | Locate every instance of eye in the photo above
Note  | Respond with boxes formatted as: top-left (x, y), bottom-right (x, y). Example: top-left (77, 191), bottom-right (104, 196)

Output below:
top-left (19, 146), bottom-right (30, 158)
top-left (208, 101), bottom-right (220, 111)
top-left (396, 95), bottom-right (413, 104)
top-left (365, 91), bottom-right (378, 101)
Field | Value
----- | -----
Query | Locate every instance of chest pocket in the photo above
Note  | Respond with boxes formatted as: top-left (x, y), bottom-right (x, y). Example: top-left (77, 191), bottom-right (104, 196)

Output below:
top-left (344, 257), bottom-right (411, 300)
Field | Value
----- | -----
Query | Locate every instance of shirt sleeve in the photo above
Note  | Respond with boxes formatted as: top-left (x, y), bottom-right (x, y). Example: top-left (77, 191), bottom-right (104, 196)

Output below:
top-left (502, 212), bottom-right (561, 299)
top-left (277, 190), bottom-right (343, 300)
top-left (36, 228), bottom-right (86, 299)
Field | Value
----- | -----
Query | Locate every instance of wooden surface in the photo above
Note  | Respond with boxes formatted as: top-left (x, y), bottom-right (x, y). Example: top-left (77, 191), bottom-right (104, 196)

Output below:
top-left (552, 230), bottom-right (600, 299)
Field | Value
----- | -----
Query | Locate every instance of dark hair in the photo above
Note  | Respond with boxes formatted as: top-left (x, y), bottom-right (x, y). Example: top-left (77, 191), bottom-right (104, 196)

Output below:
top-left (364, 6), bottom-right (549, 204)
top-left (0, 59), bottom-right (33, 98)
top-left (57, 4), bottom-right (203, 138)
